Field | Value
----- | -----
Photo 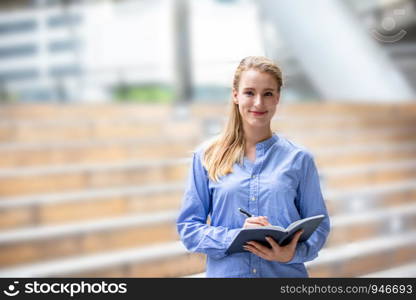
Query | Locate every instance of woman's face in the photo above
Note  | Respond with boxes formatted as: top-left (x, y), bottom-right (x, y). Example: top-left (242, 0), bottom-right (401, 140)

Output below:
top-left (233, 69), bottom-right (280, 129)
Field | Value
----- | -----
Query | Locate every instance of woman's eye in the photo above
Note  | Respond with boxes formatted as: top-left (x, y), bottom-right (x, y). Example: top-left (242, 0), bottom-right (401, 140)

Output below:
top-left (264, 92), bottom-right (273, 97)
top-left (244, 91), bottom-right (254, 96)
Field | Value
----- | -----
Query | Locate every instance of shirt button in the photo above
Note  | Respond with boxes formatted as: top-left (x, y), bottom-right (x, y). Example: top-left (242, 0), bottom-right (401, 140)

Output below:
top-left (252, 268), bottom-right (257, 274)
top-left (251, 197), bottom-right (256, 201)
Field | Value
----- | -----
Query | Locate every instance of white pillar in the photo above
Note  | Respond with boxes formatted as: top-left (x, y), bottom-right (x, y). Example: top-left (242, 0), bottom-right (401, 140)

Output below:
top-left (172, 0), bottom-right (193, 103)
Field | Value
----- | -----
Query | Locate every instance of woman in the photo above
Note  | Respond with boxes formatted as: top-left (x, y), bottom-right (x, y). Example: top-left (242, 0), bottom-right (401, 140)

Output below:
top-left (176, 56), bottom-right (330, 277)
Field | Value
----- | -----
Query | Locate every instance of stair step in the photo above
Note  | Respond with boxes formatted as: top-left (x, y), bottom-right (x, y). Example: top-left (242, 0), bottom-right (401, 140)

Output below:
top-left (0, 136), bottom-right (201, 167)
top-left (187, 260), bottom-right (416, 278)
top-left (0, 118), bottom-right (201, 143)
top-left (0, 241), bottom-right (200, 278)
top-left (0, 210), bottom-right (179, 267)
top-left (361, 261), bottom-right (416, 277)
top-left (1, 203), bottom-right (415, 268)
top-left (315, 142), bottom-right (416, 167)
top-left (0, 182), bottom-right (184, 229)
top-left (0, 104), bottom-right (172, 121)
top-left (1, 179), bottom-right (416, 230)
top-left (327, 202), bottom-right (416, 247)
top-left (1, 137), bottom-right (415, 168)
top-left (0, 210), bottom-right (177, 244)
top-left (325, 179), bottom-right (416, 215)
top-left (0, 158), bottom-right (191, 197)
top-left (186, 230), bottom-right (416, 278)
top-left (321, 159), bottom-right (416, 188)
top-left (2, 103), bottom-right (415, 121)
top-left (274, 115), bottom-right (416, 130)
top-left (285, 126), bottom-right (415, 148)
top-left (1, 157), bottom-right (415, 196)
top-left (192, 102), bottom-right (416, 118)
top-left (307, 231), bottom-right (416, 277)
top-left (2, 230), bottom-right (414, 277)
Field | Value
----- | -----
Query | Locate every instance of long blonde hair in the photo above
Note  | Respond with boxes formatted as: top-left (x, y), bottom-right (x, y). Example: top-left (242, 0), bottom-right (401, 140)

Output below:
top-left (202, 56), bottom-right (283, 182)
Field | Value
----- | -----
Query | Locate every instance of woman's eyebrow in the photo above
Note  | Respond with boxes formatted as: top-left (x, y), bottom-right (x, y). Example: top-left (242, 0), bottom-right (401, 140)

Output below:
top-left (242, 87), bottom-right (275, 90)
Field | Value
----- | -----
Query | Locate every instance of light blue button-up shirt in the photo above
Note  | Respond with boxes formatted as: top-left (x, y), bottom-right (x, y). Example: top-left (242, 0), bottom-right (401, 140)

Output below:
top-left (176, 133), bottom-right (330, 277)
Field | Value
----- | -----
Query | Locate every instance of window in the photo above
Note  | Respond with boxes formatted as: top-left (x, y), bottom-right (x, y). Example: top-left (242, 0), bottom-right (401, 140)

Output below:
top-left (48, 39), bottom-right (79, 52)
top-left (0, 20), bottom-right (37, 35)
top-left (0, 69), bottom-right (39, 81)
top-left (0, 44), bottom-right (37, 59)
top-left (49, 64), bottom-right (81, 77)
top-left (47, 14), bottom-right (82, 27)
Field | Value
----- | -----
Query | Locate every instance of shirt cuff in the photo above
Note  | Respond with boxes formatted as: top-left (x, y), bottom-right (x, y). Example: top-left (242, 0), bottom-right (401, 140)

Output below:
top-left (285, 242), bottom-right (314, 264)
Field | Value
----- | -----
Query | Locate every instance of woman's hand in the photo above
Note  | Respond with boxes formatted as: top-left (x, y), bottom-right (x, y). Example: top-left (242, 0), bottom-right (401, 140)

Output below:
top-left (243, 216), bottom-right (271, 228)
top-left (243, 230), bottom-right (304, 263)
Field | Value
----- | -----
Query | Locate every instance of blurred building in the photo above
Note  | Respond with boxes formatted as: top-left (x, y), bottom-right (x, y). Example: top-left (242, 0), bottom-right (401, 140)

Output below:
top-left (0, 0), bottom-right (178, 102)
top-left (1, 0), bottom-right (412, 103)
top-left (0, 0), bottom-right (265, 103)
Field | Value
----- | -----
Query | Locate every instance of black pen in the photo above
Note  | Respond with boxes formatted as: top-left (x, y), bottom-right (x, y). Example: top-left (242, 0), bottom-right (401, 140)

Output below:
top-left (238, 207), bottom-right (252, 218)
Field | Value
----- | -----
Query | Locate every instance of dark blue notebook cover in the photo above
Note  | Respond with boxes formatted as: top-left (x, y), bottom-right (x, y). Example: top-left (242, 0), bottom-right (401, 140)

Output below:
top-left (226, 214), bottom-right (325, 254)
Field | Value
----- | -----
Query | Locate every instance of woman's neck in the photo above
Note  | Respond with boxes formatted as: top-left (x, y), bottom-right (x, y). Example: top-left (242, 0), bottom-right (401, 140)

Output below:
top-left (243, 125), bottom-right (273, 148)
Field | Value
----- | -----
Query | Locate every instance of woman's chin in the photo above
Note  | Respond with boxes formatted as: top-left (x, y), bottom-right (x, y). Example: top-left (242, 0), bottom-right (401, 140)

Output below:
top-left (247, 119), bottom-right (270, 128)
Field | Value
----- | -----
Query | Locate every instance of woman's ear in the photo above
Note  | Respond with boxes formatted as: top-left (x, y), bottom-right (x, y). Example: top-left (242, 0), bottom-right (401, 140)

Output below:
top-left (232, 88), bottom-right (238, 105)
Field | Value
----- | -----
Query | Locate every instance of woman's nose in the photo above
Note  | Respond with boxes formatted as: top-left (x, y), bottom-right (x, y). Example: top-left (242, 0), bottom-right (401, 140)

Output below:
top-left (254, 95), bottom-right (263, 106)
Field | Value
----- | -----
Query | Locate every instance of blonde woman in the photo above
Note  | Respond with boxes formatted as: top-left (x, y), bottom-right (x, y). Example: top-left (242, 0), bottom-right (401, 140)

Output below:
top-left (177, 56), bottom-right (330, 278)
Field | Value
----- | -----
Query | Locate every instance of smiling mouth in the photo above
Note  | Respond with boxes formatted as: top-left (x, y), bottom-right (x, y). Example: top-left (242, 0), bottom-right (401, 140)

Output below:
top-left (250, 111), bottom-right (267, 115)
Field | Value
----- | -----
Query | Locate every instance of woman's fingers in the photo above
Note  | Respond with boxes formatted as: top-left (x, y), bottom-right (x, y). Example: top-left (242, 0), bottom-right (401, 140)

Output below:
top-left (246, 216), bottom-right (270, 226)
top-left (247, 216), bottom-right (267, 223)
top-left (243, 216), bottom-right (272, 228)
top-left (245, 241), bottom-right (269, 256)
top-left (244, 223), bottom-right (263, 229)
top-left (289, 229), bottom-right (304, 246)
top-left (265, 236), bottom-right (279, 248)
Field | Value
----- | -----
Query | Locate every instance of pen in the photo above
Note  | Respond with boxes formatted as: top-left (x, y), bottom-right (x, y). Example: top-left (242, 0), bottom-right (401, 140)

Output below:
top-left (238, 207), bottom-right (252, 218)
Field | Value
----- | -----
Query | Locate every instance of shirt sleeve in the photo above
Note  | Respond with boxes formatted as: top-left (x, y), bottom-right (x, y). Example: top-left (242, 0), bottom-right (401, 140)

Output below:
top-left (286, 152), bottom-right (331, 264)
top-left (176, 149), bottom-right (241, 260)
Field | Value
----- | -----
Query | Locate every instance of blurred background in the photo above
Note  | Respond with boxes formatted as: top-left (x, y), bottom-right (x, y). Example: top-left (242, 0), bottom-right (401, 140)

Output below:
top-left (0, 0), bottom-right (415, 277)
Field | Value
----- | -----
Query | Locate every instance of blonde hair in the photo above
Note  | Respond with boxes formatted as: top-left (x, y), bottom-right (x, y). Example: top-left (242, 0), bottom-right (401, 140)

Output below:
top-left (202, 56), bottom-right (283, 182)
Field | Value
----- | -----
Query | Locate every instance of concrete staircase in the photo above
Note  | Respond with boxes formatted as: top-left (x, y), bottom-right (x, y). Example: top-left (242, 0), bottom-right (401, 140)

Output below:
top-left (0, 102), bottom-right (415, 277)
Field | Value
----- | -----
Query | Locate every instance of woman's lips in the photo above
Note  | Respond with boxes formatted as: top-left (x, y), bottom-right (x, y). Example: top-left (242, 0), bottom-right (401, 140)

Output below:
top-left (250, 111), bottom-right (267, 116)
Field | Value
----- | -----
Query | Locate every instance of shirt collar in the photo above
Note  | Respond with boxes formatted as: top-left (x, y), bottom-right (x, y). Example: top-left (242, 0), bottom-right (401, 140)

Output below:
top-left (255, 132), bottom-right (278, 152)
